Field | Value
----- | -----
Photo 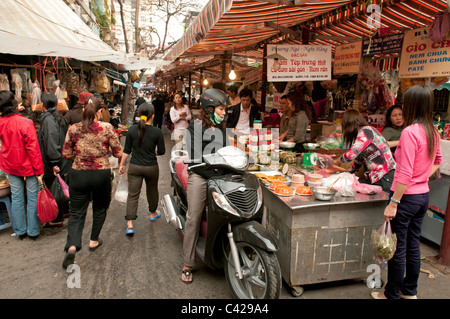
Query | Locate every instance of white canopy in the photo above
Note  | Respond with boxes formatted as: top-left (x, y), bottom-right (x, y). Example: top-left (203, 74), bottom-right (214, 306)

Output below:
top-left (0, 0), bottom-right (145, 68)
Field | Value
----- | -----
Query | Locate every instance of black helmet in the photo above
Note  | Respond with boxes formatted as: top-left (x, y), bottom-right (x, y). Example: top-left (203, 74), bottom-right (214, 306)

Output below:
top-left (199, 89), bottom-right (229, 113)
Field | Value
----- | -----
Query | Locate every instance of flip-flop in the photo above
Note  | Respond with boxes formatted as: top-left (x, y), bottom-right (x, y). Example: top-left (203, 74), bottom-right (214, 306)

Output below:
top-left (181, 268), bottom-right (193, 284)
top-left (149, 211), bottom-right (161, 221)
top-left (62, 250), bottom-right (76, 269)
top-left (125, 228), bottom-right (135, 236)
top-left (89, 239), bottom-right (103, 252)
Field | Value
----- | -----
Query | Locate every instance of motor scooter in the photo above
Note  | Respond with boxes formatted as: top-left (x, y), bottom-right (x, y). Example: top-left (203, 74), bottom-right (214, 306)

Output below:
top-left (161, 146), bottom-right (281, 299)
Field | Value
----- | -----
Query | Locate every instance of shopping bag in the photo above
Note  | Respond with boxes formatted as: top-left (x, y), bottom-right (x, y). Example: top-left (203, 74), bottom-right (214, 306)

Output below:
top-left (37, 178), bottom-right (59, 223)
top-left (57, 173), bottom-right (69, 199)
top-left (370, 221), bottom-right (397, 263)
top-left (114, 175), bottom-right (128, 203)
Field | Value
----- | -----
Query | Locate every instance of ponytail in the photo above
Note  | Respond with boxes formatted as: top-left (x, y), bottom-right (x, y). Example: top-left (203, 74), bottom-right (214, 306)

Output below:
top-left (81, 97), bottom-right (102, 132)
top-left (136, 103), bottom-right (154, 147)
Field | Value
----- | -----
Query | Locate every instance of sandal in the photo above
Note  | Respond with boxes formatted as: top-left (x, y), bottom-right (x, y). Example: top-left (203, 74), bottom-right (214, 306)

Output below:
top-left (181, 268), bottom-right (193, 284)
top-left (88, 239), bottom-right (103, 252)
top-left (62, 250), bottom-right (76, 269)
top-left (149, 211), bottom-right (161, 221)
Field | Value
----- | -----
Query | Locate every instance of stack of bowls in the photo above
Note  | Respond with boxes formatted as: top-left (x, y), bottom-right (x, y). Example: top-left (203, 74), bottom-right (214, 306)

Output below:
top-left (291, 174), bottom-right (305, 190)
top-left (307, 173), bottom-right (323, 187)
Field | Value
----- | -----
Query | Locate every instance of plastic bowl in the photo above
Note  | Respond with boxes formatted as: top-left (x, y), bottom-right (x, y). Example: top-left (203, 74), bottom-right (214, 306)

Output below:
top-left (312, 186), bottom-right (337, 201)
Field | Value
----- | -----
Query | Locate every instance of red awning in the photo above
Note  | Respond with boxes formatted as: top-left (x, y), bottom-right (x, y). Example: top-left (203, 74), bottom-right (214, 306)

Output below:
top-left (164, 0), bottom-right (449, 62)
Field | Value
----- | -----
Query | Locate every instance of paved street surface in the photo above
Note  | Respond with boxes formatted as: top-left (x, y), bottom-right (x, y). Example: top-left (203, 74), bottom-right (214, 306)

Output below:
top-left (0, 129), bottom-right (449, 304)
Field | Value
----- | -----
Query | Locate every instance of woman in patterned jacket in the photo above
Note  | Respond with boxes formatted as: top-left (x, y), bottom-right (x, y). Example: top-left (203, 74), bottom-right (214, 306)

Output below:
top-left (61, 96), bottom-right (122, 269)
top-left (334, 109), bottom-right (396, 192)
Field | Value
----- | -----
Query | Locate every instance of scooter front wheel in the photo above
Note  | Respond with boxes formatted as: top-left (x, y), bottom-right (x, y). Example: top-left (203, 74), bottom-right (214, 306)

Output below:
top-left (224, 242), bottom-right (281, 299)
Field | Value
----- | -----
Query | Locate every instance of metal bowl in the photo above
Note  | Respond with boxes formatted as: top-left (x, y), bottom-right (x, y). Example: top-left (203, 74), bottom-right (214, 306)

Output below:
top-left (280, 142), bottom-right (296, 149)
top-left (312, 186), bottom-right (337, 201)
top-left (303, 143), bottom-right (319, 150)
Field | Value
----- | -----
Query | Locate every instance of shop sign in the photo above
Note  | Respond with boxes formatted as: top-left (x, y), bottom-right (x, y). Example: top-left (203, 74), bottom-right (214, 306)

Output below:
top-left (334, 41), bottom-right (363, 75)
top-left (399, 27), bottom-right (450, 78)
top-left (267, 44), bottom-right (332, 82)
top-left (362, 33), bottom-right (403, 56)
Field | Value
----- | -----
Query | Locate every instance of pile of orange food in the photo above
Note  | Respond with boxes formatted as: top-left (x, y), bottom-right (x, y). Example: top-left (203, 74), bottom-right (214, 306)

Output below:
top-left (274, 185), bottom-right (294, 196)
top-left (296, 186), bottom-right (312, 196)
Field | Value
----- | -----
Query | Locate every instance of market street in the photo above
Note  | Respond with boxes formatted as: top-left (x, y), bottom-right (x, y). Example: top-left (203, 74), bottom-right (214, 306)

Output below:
top-left (0, 129), bottom-right (449, 300)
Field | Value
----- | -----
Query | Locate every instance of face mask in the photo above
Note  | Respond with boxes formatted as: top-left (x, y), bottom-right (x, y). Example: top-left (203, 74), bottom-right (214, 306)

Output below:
top-left (210, 111), bottom-right (224, 125)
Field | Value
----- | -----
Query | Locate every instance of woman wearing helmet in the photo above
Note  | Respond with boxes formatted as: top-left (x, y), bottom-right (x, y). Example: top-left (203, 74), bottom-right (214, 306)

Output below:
top-left (181, 89), bottom-right (229, 283)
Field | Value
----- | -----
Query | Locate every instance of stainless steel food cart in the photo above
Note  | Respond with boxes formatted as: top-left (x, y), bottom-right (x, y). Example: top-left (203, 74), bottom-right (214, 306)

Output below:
top-left (261, 186), bottom-right (389, 296)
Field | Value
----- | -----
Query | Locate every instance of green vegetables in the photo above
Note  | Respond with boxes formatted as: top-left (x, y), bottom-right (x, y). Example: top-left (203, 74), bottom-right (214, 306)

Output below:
top-left (370, 222), bottom-right (397, 263)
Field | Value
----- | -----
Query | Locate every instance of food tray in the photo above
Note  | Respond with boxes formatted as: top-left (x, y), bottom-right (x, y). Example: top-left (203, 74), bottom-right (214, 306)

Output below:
top-left (250, 171), bottom-right (291, 186)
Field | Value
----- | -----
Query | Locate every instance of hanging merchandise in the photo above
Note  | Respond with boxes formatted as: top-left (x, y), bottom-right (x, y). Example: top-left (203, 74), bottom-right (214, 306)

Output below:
top-left (45, 73), bottom-right (56, 92)
top-left (10, 70), bottom-right (23, 102)
top-left (357, 62), bottom-right (395, 114)
top-left (0, 74), bottom-right (9, 91)
top-left (31, 81), bottom-right (42, 111)
top-left (66, 71), bottom-right (80, 96)
top-left (53, 79), bottom-right (63, 99)
top-left (97, 70), bottom-right (110, 93)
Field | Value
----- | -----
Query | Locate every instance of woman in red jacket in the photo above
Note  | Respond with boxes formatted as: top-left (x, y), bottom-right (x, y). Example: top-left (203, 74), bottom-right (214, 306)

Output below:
top-left (0, 90), bottom-right (44, 240)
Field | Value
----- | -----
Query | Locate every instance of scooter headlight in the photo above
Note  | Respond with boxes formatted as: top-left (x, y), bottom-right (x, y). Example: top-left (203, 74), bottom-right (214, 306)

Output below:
top-left (212, 191), bottom-right (240, 217)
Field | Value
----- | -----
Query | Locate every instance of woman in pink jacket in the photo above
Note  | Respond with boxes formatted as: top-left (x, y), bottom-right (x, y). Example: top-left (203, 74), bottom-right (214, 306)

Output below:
top-left (372, 85), bottom-right (443, 299)
top-left (0, 90), bottom-right (44, 240)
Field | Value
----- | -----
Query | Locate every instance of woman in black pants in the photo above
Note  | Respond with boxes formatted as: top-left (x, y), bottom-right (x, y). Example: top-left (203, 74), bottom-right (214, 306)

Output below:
top-left (61, 96), bottom-right (122, 269)
top-left (119, 103), bottom-right (165, 235)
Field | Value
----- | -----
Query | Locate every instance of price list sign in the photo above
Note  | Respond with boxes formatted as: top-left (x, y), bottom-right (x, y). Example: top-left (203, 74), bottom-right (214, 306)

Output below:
top-left (267, 44), bottom-right (332, 82)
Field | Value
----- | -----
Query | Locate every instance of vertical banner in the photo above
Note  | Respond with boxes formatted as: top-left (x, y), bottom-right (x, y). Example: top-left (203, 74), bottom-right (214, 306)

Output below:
top-left (399, 27), bottom-right (450, 78)
top-left (267, 44), bottom-right (332, 82)
top-left (334, 41), bottom-right (362, 75)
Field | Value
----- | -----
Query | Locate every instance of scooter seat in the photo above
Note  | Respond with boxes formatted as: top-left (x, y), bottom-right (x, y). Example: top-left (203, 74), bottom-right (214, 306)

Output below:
top-left (175, 157), bottom-right (189, 190)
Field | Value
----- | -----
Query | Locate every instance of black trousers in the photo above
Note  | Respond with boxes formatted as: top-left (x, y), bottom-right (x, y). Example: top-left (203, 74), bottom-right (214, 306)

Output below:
top-left (64, 169), bottom-right (112, 251)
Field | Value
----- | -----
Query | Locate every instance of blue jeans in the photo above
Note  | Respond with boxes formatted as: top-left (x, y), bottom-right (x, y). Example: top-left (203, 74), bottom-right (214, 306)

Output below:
top-left (7, 174), bottom-right (40, 237)
top-left (384, 192), bottom-right (429, 299)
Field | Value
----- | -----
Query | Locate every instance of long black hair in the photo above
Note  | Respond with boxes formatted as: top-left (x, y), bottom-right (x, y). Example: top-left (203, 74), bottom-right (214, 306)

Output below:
top-left (0, 90), bottom-right (19, 116)
top-left (41, 92), bottom-right (65, 127)
top-left (137, 103), bottom-right (154, 147)
top-left (402, 85), bottom-right (438, 159)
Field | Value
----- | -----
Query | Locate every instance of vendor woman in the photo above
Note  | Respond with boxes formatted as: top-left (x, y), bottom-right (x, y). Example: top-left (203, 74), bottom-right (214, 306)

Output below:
top-left (334, 109), bottom-right (396, 192)
top-left (279, 90), bottom-right (312, 153)
top-left (382, 105), bottom-right (404, 155)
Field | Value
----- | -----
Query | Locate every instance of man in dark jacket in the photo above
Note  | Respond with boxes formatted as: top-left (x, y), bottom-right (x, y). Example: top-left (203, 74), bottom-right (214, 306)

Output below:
top-left (152, 94), bottom-right (165, 129)
top-left (225, 88), bottom-right (260, 135)
top-left (64, 91), bottom-right (93, 125)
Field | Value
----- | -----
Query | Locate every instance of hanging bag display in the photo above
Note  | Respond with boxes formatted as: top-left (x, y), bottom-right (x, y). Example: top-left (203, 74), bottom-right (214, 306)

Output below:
top-left (37, 177), bottom-right (59, 223)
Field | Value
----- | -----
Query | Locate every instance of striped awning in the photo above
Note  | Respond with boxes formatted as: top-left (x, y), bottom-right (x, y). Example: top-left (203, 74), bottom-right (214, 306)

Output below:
top-left (164, 0), bottom-right (449, 62)
top-left (164, 0), bottom-right (355, 61)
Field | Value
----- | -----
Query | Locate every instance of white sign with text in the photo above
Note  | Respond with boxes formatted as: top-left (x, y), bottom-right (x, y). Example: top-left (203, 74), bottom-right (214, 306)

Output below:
top-left (267, 44), bottom-right (332, 82)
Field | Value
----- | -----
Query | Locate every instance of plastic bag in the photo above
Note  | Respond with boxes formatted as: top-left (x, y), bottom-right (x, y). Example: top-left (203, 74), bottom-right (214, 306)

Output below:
top-left (49, 176), bottom-right (67, 206)
top-left (57, 174), bottom-right (69, 199)
top-left (37, 179), bottom-right (59, 223)
top-left (352, 175), bottom-right (382, 194)
top-left (114, 175), bottom-right (128, 203)
top-left (370, 221), bottom-right (397, 263)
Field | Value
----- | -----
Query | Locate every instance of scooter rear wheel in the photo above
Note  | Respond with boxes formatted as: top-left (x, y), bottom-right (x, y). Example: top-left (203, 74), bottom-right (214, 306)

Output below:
top-left (224, 242), bottom-right (281, 299)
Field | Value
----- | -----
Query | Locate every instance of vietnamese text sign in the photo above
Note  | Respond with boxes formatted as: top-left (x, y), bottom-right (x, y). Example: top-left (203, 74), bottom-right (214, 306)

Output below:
top-left (334, 41), bottom-right (362, 75)
top-left (362, 33), bottom-right (403, 56)
top-left (399, 28), bottom-right (450, 78)
top-left (267, 44), bottom-right (332, 82)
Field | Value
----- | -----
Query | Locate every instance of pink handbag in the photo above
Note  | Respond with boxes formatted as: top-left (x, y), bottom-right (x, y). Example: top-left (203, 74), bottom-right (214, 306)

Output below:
top-left (56, 174), bottom-right (69, 199)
